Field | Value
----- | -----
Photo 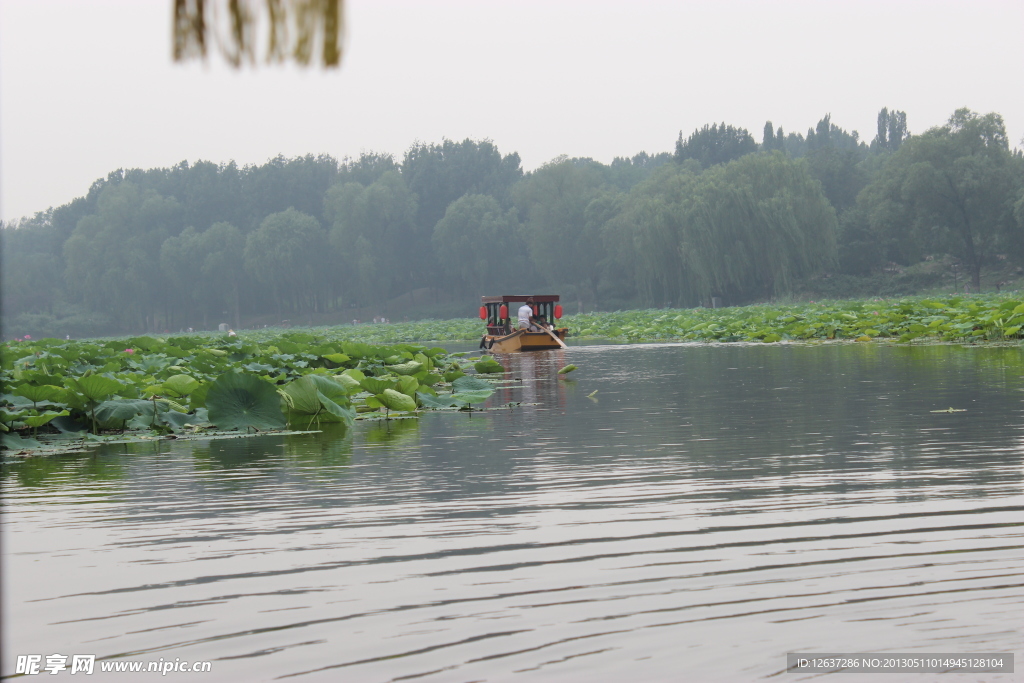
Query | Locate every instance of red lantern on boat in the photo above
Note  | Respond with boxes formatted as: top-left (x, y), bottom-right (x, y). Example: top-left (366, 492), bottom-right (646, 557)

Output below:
top-left (554, 305), bottom-right (563, 319)
top-left (479, 306), bottom-right (487, 320)
top-left (499, 304), bottom-right (508, 319)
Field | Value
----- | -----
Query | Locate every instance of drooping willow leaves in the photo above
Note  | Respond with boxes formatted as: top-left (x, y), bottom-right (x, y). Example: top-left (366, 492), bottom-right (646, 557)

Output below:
top-left (173, 0), bottom-right (344, 68)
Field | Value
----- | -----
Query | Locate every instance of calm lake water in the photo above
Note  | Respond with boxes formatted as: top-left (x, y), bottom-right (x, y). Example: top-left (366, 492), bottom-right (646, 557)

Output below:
top-left (3, 343), bottom-right (1023, 681)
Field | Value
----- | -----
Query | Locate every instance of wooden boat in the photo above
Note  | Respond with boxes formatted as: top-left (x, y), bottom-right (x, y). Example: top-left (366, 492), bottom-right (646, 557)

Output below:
top-left (478, 295), bottom-right (569, 353)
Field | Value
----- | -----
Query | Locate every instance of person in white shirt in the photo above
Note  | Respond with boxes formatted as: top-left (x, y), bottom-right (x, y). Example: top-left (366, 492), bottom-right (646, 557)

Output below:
top-left (518, 298), bottom-right (536, 330)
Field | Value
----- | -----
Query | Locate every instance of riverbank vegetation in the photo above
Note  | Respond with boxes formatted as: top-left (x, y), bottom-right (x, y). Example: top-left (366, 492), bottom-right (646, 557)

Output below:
top-left (2, 108), bottom-right (1022, 339)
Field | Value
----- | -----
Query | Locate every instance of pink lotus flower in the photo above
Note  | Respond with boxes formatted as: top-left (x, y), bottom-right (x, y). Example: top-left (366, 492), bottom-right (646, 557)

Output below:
top-left (23, 335), bottom-right (31, 340)
top-left (125, 348), bottom-right (135, 354)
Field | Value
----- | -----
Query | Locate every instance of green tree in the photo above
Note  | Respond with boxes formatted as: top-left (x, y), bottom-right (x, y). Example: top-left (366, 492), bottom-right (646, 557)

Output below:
top-left (0, 213), bottom-right (65, 318)
top-left (871, 107), bottom-right (909, 152)
top-left (803, 116), bottom-right (870, 213)
top-left (163, 160), bottom-right (245, 231)
top-left (861, 108), bottom-right (1019, 289)
top-left (336, 152), bottom-right (399, 187)
top-left (403, 139), bottom-right (523, 228)
top-left (607, 153), bottom-right (837, 306)
top-left (63, 182), bottom-right (182, 330)
top-left (324, 171), bottom-right (418, 305)
top-left (159, 225), bottom-right (204, 327)
top-left (692, 153), bottom-right (838, 302)
top-left (401, 138), bottom-right (523, 289)
top-left (674, 123), bottom-right (757, 168)
top-left (1013, 183), bottom-right (1024, 260)
top-left (198, 222), bottom-right (246, 328)
top-left (606, 152), bottom-right (674, 191)
top-left (242, 154), bottom-right (338, 230)
top-left (243, 208), bottom-right (328, 316)
top-left (431, 194), bottom-right (527, 294)
top-left (604, 165), bottom-right (698, 305)
top-left (513, 158), bottom-right (609, 308)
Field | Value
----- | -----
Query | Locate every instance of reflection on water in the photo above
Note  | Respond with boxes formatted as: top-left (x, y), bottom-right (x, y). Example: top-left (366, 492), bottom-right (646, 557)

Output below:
top-left (3, 343), bottom-right (1023, 681)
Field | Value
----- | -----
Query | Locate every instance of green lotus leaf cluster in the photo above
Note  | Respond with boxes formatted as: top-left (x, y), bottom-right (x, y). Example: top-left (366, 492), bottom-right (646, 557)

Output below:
top-left (141, 294), bottom-right (1021, 349)
top-left (565, 294), bottom-right (1024, 344)
top-left (1, 331), bottom-right (500, 456)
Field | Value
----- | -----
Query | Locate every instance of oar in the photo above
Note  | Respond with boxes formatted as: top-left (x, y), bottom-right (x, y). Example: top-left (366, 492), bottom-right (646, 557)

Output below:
top-left (542, 325), bottom-right (568, 349)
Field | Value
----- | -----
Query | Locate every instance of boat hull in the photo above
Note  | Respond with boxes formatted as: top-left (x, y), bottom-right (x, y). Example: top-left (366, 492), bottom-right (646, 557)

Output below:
top-left (482, 328), bottom-right (568, 353)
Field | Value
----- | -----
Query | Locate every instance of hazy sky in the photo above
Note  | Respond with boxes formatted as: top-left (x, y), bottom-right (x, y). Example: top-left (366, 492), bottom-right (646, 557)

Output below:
top-left (2, 0), bottom-right (1022, 223)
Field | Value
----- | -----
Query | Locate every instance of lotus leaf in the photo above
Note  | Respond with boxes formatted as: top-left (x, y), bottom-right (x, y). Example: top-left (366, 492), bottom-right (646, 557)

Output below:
top-left (22, 410), bottom-right (70, 428)
top-left (125, 336), bottom-right (162, 352)
top-left (1, 407), bottom-right (30, 423)
top-left (0, 394), bottom-right (34, 408)
top-left (452, 376), bottom-right (493, 392)
top-left (152, 410), bottom-right (204, 432)
top-left (243, 362), bottom-right (275, 374)
top-left (377, 389), bottom-right (417, 413)
top-left (474, 358), bottom-right (504, 374)
top-left (95, 399), bottom-right (155, 424)
top-left (443, 370), bottom-right (466, 383)
top-left (417, 392), bottom-right (462, 409)
top-left (130, 357), bottom-right (172, 374)
top-left (396, 376), bottom-right (419, 397)
top-left (305, 374), bottom-right (350, 398)
top-left (2, 433), bottom-right (45, 451)
top-left (342, 342), bottom-right (375, 359)
top-left (13, 384), bottom-right (63, 405)
top-left (18, 371), bottom-right (65, 387)
top-left (332, 374), bottom-right (362, 392)
top-left (50, 415), bottom-right (88, 434)
top-left (206, 372), bottom-right (287, 431)
top-left (282, 376), bottom-right (324, 415)
top-left (388, 361), bottom-right (423, 376)
top-left (66, 375), bottom-right (123, 402)
top-left (162, 374), bottom-right (200, 397)
top-left (451, 390), bottom-right (492, 405)
top-left (189, 382), bottom-right (210, 409)
top-left (361, 377), bottom-right (397, 395)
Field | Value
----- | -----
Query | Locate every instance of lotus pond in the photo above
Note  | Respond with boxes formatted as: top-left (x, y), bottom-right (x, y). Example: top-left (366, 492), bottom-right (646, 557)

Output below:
top-left (4, 294), bottom-right (1021, 458)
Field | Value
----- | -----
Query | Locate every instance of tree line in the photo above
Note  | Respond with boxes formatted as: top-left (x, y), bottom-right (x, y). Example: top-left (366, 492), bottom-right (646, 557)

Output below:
top-left (3, 108), bottom-right (1022, 337)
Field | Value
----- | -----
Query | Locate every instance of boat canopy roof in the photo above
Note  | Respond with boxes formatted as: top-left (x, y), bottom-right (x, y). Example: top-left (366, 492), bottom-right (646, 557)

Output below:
top-left (481, 295), bottom-right (560, 304)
